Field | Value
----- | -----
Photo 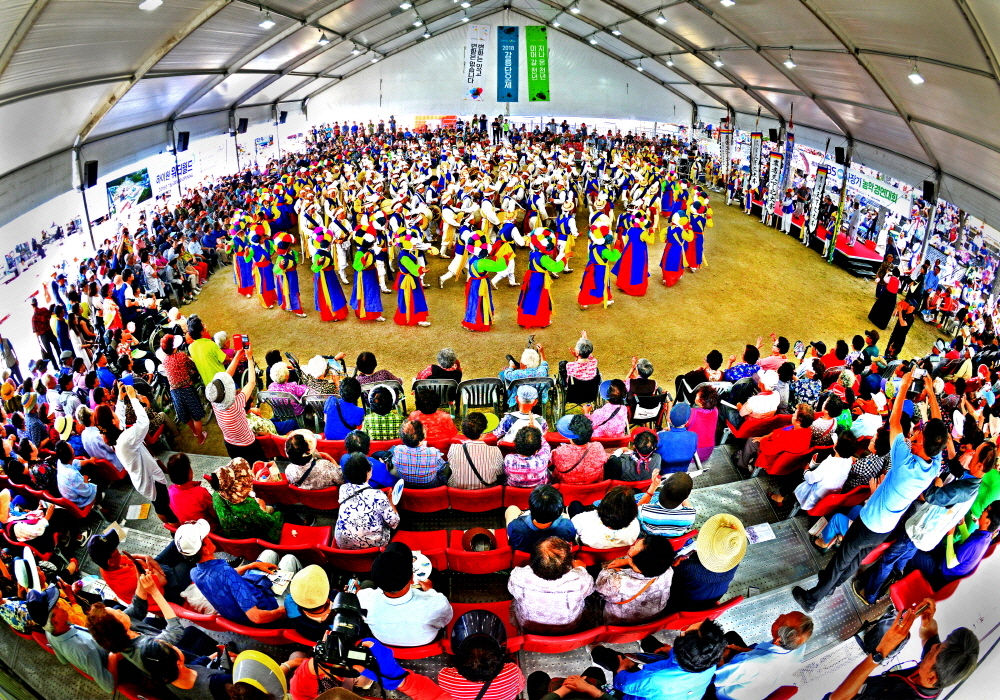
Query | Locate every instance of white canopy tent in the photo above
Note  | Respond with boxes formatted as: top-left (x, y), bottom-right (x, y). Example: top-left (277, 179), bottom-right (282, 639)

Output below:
top-left (1, 0), bottom-right (999, 230)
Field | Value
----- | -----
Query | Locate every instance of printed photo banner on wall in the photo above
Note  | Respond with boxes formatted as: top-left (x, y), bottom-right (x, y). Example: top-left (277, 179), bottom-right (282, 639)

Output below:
top-left (464, 24), bottom-right (490, 101)
top-left (808, 165), bottom-right (829, 232)
top-left (749, 132), bottom-right (763, 190)
top-left (525, 25), bottom-right (550, 102)
top-left (497, 26), bottom-right (519, 102)
top-left (765, 151), bottom-right (784, 214)
top-left (719, 128), bottom-right (733, 178)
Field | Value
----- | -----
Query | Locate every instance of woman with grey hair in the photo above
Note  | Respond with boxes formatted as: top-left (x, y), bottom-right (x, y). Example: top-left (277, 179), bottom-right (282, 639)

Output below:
top-left (415, 347), bottom-right (463, 384)
top-left (565, 330), bottom-right (598, 381)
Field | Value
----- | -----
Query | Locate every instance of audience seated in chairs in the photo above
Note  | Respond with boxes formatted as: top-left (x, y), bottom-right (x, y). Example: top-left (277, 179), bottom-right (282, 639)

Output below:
top-left (285, 565), bottom-right (338, 642)
top-left (637, 472), bottom-right (696, 538)
top-left (335, 453), bottom-right (400, 548)
top-left (844, 426), bottom-right (891, 490)
top-left (165, 453), bottom-right (217, 528)
top-left (337, 429), bottom-right (396, 489)
top-left (509, 536), bottom-right (594, 634)
top-left (499, 344), bottom-right (550, 408)
top-left (323, 376), bottom-right (365, 440)
top-left (724, 344), bottom-right (762, 383)
top-left (759, 335), bottom-right (792, 372)
top-left (448, 412), bottom-right (504, 489)
top-left (391, 419), bottom-right (447, 488)
top-left (627, 357), bottom-right (658, 396)
top-left (563, 331), bottom-right (599, 382)
top-left (655, 403), bottom-right (698, 474)
top-left (595, 534), bottom-right (676, 625)
top-left (416, 347), bottom-right (463, 384)
top-left (604, 429), bottom-right (660, 482)
top-left (284, 430), bottom-right (343, 490)
top-left (569, 485), bottom-right (640, 549)
top-left (505, 423), bottom-right (552, 488)
top-left (736, 402), bottom-right (815, 472)
top-left (408, 388), bottom-right (458, 441)
top-left (552, 415), bottom-right (607, 485)
top-left (495, 385), bottom-right (547, 443)
top-left (354, 351), bottom-right (401, 386)
top-left (506, 485), bottom-right (576, 553)
top-left (674, 350), bottom-right (724, 402)
top-left (438, 611), bottom-right (525, 700)
top-left (689, 385), bottom-right (720, 463)
top-left (791, 358), bottom-right (824, 408)
top-left (357, 543), bottom-right (453, 647)
top-left (267, 362), bottom-right (308, 415)
top-left (303, 353), bottom-right (344, 396)
top-left (362, 386), bottom-right (404, 441)
top-left (787, 433), bottom-right (856, 511)
top-left (588, 380), bottom-right (629, 438)
top-left (668, 514), bottom-right (746, 612)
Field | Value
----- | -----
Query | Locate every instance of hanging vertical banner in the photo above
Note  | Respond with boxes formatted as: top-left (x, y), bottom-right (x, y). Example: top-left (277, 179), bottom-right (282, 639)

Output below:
top-left (719, 127), bottom-right (733, 178)
top-left (781, 130), bottom-right (795, 191)
top-left (463, 24), bottom-right (490, 101)
top-left (749, 132), bottom-right (763, 189)
top-left (765, 151), bottom-right (784, 214)
top-left (497, 26), bottom-right (519, 102)
top-left (525, 25), bottom-right (550, 101)
top-left (808, 165), bottom-right (829, 232)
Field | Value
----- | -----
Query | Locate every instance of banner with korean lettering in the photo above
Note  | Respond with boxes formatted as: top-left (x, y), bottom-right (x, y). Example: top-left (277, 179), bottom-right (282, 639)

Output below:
top-left (719, 128), bottom-right (733, 178)
top-left (781, 130), bottom-right (794, 191)
top-left (463, 24), bottom-right (490, 101)
top-left (497, 26), bottom-right (519, 102)
top-left (808, 165), bottom-right (829, 232)
top-left (749, 132), bottom-right (762, 190)
top-left (525, 25), bottom-right (550, 101)
top-left (150, 152), bottom-right (198, 199)
top-left (765, 151), bottom-right (783, 215)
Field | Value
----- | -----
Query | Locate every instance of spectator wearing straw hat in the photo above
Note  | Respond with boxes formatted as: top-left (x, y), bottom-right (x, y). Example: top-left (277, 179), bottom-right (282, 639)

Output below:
top-left (286, 565), bottom-right (336, 642)
top-left (667, 513), bottom-right (747, 612)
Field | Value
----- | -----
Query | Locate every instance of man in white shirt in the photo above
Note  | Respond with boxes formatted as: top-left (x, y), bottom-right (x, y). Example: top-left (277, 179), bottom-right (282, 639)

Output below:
top-left (737, 369), bottom-right (781, 423)
top-left (356, 545), bottom-right (453, 647)
top-left (713, 611), bottom-right (813, 700)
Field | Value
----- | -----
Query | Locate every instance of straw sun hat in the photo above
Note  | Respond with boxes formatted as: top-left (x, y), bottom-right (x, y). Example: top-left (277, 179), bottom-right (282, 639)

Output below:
top-left (695, 513), bottom-right (748, 574)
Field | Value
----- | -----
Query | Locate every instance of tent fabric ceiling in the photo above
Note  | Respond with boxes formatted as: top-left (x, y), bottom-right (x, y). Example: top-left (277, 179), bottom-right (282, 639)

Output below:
top-left (2, 0), bottom-right (1000, 221)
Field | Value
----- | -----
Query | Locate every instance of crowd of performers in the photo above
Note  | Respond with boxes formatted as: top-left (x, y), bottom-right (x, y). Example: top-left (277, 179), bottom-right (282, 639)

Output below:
top-left (222, 133), bottom-right (714, 330)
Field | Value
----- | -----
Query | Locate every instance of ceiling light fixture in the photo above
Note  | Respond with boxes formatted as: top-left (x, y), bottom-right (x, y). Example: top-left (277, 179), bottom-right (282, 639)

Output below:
top-left (259, 10), bottom-right (275, 29)
top-left (138, 0), bottom-right (163, 10)
top-left (589, 35), bottom-right (598, 44)
top-left (713, 55), bottom-right (724, 67)
top-left (461, 12), bottom-right (469, 21)
top-left (371, 56), bottom-right (380, 63)
top-left (552, 17), bottom-right (561, 27)
top-left (422, 31), bottom-right (431, 38)
top-left (656, 11), bottom-right (666, 24)
top-left (611, 25), bottom-right (621, 36)
top-left (666, 57), bottom-right (674, 66)
top-left (637, 59), bottom-right (644, 72)
top-left (318, 32), bottom-right (330, 45)
top-left (400, 1), bottom-right (412, 8)
top-left (720, 0), bottom-right (735, 6)
top-left (351, 44), bottom-right (362, 55)
top-left (413, 17), bottom-right (423, 26)
top-left (461, 1), bottom-right (470, 7)
top-left (909, 60), bottom-right (925, 84)
top-left (783, 51), bottom-right (796, 69)
top-left (570, 3), bottom-right (580, 14)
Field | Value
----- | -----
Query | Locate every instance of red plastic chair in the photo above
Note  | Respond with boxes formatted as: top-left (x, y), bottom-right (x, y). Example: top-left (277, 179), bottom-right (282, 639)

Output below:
top-left (318, 544), bottom-right (381, 572)
top-left (448, 485), bottom-right (505, 512)
top-left (668, 595), bottom-right (745, 628)
top-left (32, 630), bottom-right (55, 655)
top-left (256, 434), bottom-right (285, 459)
top-left (611, 479), bottom-right (652, 492)
top-left (288, 484), bottom-right (340, 510)
top-left (253, 480), bottom-right (296, 506)
top-left (554, 480), bottom-right (612, 506)
top-left (264, 524), bottom-right (332, 566)
top-left (387, 639), bottom-right (448, 659)
top-left (764, 687), bottom-right (799, 700)
top-left (724, 414), bottom-right (793, 442)
top-left (889, 571), bottom-right (935, 612)
top-left (400, 486), bottom-right (450, 513)
top-left (207, 533), bottom-right (264, 561)
top-left (313, 439), bottom-right (349, 462)
top-left (503, 485), bottom-right (535, 510)
top-left (445, 600), bottom-right (523, 653)
top-left (754, 446), bottom-right (819, 478)
top-left (446, 529), bottom-right (513, 574)
top-left (805, 484), bottom-right (872, 518)
top-left (168, 603), bottom-right (226, 632)
top-left (520, 625), bottom-right (606, 653)
top-left (576, 544), bottom-right (631, 567)
top-left (214, 616), bottom-right (290, 646)
top-left (596, 436), bottom-right (631, 449)
top-left (284, 628), bottom-right (318, 646)
top-left (143, 424), bottom-right (165, 449)
top-left (390, 530), bottom-right (448, 570)
top-left (88, 458), bottom-right (126, 483)
top-left (599, 612), bottom-right (679, 644)
top-left (860, 541), bottom-right (893, 567)
top-left (669, 529), bottom-right (699, 552)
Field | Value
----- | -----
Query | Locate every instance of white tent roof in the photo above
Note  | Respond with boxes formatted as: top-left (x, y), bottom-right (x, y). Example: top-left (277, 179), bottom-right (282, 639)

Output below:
top-left (2, 0), bottom-right (999, 221)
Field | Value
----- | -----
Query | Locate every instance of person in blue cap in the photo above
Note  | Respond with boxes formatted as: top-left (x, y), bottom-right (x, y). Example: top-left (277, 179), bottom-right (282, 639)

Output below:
top-left (655, 403), bottom-right (698, 474)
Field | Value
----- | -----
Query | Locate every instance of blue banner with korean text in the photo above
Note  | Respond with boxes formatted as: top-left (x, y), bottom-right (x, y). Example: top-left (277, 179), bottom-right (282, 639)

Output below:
top-left (497, 26), bottom-right (519, 102)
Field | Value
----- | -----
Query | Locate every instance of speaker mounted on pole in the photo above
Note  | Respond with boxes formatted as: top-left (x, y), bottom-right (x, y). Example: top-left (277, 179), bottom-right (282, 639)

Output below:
top-left (84, 161), bottom-right (98, 189)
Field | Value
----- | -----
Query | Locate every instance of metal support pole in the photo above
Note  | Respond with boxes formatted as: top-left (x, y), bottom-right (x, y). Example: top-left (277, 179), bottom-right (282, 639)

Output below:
top-left (918, 173), bottom-right (941, 267)
top-left (72, 144), bottom-right (96, 251)
top-left (827, 139), bottom-right (854, 263)
top-left (167, 121), bottom-right (183, 201)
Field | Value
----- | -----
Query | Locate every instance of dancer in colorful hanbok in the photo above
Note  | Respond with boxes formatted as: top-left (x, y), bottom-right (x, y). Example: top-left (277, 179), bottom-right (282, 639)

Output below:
top-left (686, 198), bottom-right (712, 272)
top-left (463, 240), bottom-right (505, 332)
top-left (394, 232), bottom-right (432, 327)
top-left (247, 224), bottom-right (276, 308)
top-left (272, 233), bottom-right (306, 318)
top-left (348, 227), bottom-right (385, 322)
top-left (228, 215), bottom-right (255, 298)
top-left (578, 219), bottom-right (621, 309)
top-left (552, 200), bottom-right (578, 274)
top-left (491, 197), bottom-right (525, 288)
top-left (613, 207), bottom-right (654, 296)
top-left (660, 212), bottom-right (690, 287)
top-left (517, 229), bottom-right (564, 328)
top-left (312, 235), bottom-right (349, 322)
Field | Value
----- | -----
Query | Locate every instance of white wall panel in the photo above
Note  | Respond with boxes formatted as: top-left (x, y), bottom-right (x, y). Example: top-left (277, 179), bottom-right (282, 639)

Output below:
top-left (308, 12), bottom-right (692, 125)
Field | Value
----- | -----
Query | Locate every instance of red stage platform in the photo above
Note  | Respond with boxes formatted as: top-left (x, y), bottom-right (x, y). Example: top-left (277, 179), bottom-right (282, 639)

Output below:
top-left (810, 225), bottom-right (882, 276)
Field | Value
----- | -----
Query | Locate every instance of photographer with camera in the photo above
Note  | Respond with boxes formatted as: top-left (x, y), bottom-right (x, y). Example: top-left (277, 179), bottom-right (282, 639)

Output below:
top-left (290, 591), bottom-right (450, 700)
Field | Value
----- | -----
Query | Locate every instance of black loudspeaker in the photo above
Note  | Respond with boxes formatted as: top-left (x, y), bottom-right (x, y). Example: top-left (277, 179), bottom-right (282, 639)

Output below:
top-left (176, 131), bottom-right (190, 152)
top-left (768, 128), bottom-right (779, 142)
top-left (279, 111), bottom-right (288, 124)
top-left (237, 118), bottom-right (249, 134)
top-left (834, 146), bottom-right (846, 165)
top-left (922, 180), bottom-right (937, 202)
top-left (84, 161), bottom-right (98, 189)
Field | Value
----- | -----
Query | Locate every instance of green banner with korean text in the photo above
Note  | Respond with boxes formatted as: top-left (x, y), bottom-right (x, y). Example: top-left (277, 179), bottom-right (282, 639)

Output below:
top-left (525, 25), bottom-right (550, 101)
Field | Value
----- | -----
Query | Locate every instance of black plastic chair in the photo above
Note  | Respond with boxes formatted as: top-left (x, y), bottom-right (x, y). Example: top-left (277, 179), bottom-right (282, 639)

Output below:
top-left (557, 372), bottom-right (602, 420)
top-left (628, 390), bottom-right (668, 429)
top-left (456, 378), bottom-right (505, 420)
top-left (302, 394), bottom-right (336, 433)
top-left (412, 379), bottom-right (459, 408)
top-left (361, 380), bottom-right (407, 415)
top-left (258, 390), bottom-right (304, 428)
top-left (505, 376), bottom-right (557, 425)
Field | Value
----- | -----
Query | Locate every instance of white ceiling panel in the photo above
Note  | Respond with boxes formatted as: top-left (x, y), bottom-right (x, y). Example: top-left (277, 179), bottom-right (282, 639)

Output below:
top-left (756, 89), bottom-right (843, 135)
top-left (711, 49), bottom-right (799, 92)
top-left (181, 72), bottom-right (270, 114)
top-left (763, 49), bottom-right (894, 112)
top-left (707, 0), bottom-right (842, 50)
top-left (664, 51), bottom-right (729, 84)
top-left (320, 0), bottom-right (401, 34)
top-left (657, 2), bottom-right (745, 50)
top-left (244, 26), bottom-right (334, 71)
top-left (243, 74), bottom-right (316, 105)
top-left (0, 1), bottom-right (36, 58)
top-left (90, 75), bottom-right (212, 138)
top-left (616, 20), bottom-right (684, 55)
top-left (922, 124), bottom-right (1000, 198)
top-left (839, 105), bottom-right (928, 163)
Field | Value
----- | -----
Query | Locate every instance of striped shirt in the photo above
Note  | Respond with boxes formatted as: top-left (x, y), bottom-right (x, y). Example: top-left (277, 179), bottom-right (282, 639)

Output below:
top-left (636, 497), bottom-right (697, 537)
top-left (214, 392), bottom-right (255, 447)
top-left (437, 663), bottom-right (525, 700)
top-left (391, 444), bottom-right (446, 486)
top-left (447, 440), bottom-right (504, 489)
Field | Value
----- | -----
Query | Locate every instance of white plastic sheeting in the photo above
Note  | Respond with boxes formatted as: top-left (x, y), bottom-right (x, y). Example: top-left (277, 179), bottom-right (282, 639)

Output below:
top-left (1, 0), bottom-right (1000, 227)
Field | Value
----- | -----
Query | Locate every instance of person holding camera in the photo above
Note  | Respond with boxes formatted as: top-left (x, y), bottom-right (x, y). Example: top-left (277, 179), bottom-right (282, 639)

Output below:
top-left (827, 599), bottom-right (978, 700)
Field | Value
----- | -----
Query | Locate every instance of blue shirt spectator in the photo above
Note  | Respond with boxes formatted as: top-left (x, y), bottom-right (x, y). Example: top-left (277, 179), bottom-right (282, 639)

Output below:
top-left (614, 649), bottom-right (716, 700)
top-left (323, 396), bottom-right (365, 440)
top-left (57, 459), bottom-right (97, 508)
top-left (191, 559), bottom-right (279, 625)
top-left (338, 453), bottom-right (395, 489)
top-left (669, 553), bottom-right (737, 610)
top-left (507, 512), bottom-right (576, 553)
top-left (860, 433), bottom-right (941, 534)
top-left (656, 403), bottom-right (698, 473)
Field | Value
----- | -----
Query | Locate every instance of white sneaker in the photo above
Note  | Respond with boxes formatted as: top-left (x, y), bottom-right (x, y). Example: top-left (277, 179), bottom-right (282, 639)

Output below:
top-left (418, 321), bottom-right (431, 327)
